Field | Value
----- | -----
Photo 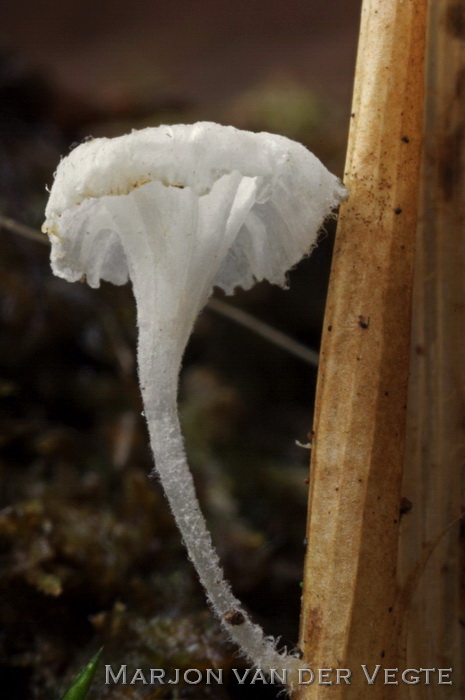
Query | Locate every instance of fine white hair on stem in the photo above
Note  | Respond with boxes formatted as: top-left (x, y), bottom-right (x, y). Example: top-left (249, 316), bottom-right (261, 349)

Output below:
top-left (42, 122), bottom-right (347, 688)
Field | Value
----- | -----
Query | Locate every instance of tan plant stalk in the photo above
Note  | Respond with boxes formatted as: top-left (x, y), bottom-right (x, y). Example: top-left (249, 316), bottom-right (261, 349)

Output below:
top-left (399, 1), bottom-right (465, 697)
top-left (296, 0), bottom-right (426, 697)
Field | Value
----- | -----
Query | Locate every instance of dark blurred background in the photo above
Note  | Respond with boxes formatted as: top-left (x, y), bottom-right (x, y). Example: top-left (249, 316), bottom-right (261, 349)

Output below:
top-left (0, 2), bottom-right (361, 697)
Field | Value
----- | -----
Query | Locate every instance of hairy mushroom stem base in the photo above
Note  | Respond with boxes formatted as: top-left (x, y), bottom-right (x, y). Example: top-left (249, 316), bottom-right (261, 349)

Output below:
top-left (134, 284), bottom-right (301, 680)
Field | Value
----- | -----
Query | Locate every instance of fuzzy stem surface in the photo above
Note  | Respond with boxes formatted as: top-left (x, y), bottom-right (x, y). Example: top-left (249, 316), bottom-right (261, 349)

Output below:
top-left (134, 283), bottom-right (301, 685)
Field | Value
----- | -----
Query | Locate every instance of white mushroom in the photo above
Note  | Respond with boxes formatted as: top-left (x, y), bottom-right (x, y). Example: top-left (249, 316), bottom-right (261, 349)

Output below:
top-left (43, 122), bottom-right (346, 682)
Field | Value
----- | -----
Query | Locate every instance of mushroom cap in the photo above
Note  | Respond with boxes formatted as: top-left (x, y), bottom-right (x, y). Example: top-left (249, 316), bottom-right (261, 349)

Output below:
top-left (43, 122), bottom-right (346, 294)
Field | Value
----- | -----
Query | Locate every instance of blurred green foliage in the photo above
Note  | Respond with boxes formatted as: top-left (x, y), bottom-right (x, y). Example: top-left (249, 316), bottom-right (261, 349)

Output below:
top-left (61, 649), bottom-right (102, 700)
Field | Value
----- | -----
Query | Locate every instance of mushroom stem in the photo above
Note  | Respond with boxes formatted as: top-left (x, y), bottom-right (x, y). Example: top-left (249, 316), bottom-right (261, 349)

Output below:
top-left (133, 285), bottom-right (301, 679)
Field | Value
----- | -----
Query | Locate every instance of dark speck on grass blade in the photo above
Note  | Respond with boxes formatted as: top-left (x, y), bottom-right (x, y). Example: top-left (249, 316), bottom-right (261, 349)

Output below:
top-left (60, 648), bottom-right (103, 700)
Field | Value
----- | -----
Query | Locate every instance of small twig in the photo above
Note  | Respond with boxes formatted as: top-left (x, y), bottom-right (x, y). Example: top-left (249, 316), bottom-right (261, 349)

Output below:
top-left (112, 411), bottom-right (137, 470)
top-left (0, 214), bottom-right (48, 245)
top-left (208, 297), bottom-right (319, 367)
